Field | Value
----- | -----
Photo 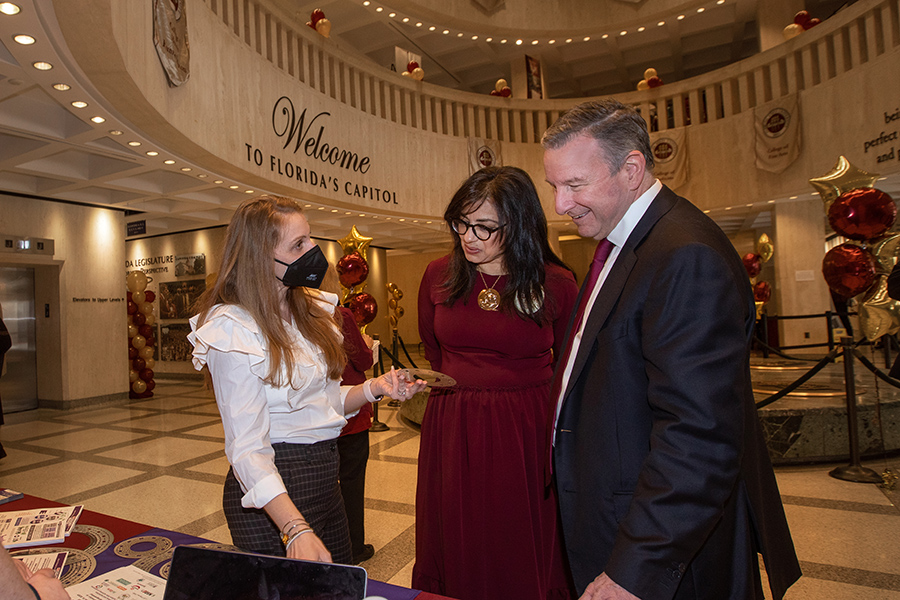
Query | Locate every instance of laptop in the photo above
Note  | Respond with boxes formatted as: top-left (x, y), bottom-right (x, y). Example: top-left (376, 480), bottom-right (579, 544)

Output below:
top-left (163, 546), bottom-right (368, 600)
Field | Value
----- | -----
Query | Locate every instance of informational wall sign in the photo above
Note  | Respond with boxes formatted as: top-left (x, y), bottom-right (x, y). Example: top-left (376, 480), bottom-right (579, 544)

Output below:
top-left (862, 106), bottom-right (899, 164)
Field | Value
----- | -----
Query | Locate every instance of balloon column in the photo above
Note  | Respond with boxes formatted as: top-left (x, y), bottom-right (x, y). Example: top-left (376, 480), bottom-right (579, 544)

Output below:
top-left (401, 60), bottom-right (425, 81)
top-left (126, 271), bottom-right (157, 399)
top-left (337, 226), bottom-right (378, 333)
top-left (386, 283), bottom-right (405, 330)
top-left (783, 10), bottom-right (820, 40)
top-left (743, 234), bottom-right (775, 319)
top-left (306, 8), bottom-right (331, 38)
top-left (636, 68), bottom-right (663, 91)
top-left (815, 156), bottom-right (900, 340)
top-left (490, 79), bottom-right (512, 97)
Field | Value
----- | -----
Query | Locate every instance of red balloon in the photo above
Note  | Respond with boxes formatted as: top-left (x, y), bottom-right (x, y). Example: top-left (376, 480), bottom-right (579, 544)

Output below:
top-left (310, 9), bottom-right (325, 25)
top-left (499, 86), bottom-right (512, 97)
top-left (138, 324), bottom-right (153, 338)
top-left (647, 76), bottom-right (663, 88)
top-left (337, 252), bottom-right (369, 287)
top-left (822, 243), bottom-right (877, 298)
top-left (139, 368), bottom-right (154, 382)
top-left (805, 17), bottom-right (820, 29)
top-left (306, 21), bottom-right (316, 30)
top-left (793, 10), bottom-right (811, 26)
top-left (144, 336), bottom-right (155, 347)
top-left (753, 281), bottom-right (772, 303)
top-left (490, 90), bottom-right (500, 96)
top-left (828, 188), bottom-right (896, 241)
top-left (132, 357), bottom-right (146, 371)
top-left (144, 291), bottom-right (156, 303)
top-left (133, 313), bottom-right (146, 326)
top-left (407, 61), bottom-right (419, 73)
top-left (127, 291), bottom-right (133, 301)
top-left (742, 253), bottom-right (762, 278)
top-left (349, 293), bottom-right (378, 325)
top-left (145, 380), bottom-right (156, 392)
top-left (126, 301), bottom-right (138, 315)
top-left (128, 347), bottom-right (138, 360)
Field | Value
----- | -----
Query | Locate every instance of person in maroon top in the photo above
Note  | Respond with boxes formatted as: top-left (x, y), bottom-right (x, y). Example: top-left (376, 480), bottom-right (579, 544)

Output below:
top-left (336, 305), bottom-right (378, 564)
top-left (413, 166), bottom-right (579, 600)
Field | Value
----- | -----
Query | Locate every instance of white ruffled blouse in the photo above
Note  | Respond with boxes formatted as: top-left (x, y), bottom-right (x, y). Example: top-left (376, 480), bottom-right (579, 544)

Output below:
top-left (188, 295), bottom-right (353, 510)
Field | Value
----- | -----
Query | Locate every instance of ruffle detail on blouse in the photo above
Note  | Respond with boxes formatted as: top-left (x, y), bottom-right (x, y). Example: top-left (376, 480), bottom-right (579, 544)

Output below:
top-left (189, 305), bottom-right (269, 380)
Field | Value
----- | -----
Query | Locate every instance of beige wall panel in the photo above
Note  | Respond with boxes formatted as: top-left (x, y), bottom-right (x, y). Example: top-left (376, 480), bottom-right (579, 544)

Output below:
top-left (0, 196), bottom-right (126, 405)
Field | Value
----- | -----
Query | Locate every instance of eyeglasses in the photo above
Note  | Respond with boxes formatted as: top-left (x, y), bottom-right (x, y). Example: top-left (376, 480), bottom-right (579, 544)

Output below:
top-left (450, 219), bottom-right (506, 241)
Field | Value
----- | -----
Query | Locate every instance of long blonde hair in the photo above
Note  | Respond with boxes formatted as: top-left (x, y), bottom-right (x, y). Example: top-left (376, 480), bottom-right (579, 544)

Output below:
top-left (195, 195), bottom-right (346, 385)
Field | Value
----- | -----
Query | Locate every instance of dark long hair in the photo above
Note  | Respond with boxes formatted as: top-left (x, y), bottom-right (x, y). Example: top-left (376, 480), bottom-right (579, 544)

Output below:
top-left (441, 166), bottom-right (571, 325)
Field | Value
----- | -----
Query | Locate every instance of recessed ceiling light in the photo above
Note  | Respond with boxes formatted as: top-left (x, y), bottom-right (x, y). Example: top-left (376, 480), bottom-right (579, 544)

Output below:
top-left (14, 34), bottom-right (34, 45)
top-left (585, 36), bottom-right (592, 41)
top-left (500, 39), bottom-right (507, 43)
top-left (0, 3), bottom-right (21, 15)
top-left (638, 26), bottom-right (645, 32)
top-left (229, 185), bottom-right (239, 189)
top-left (198, 174), bottom-right (207, 178)
top-left (402, 17), bottom-right (409, 22)
top-left (416, 22), bottom-right (422, 27)
top-left (109, 130), bottom-right (123, 135)
top-left (215, 180), bottom-right (224, 184)
top-left (128, 141), bottom-right (141, 146)
top-left (317, 206), bottom-right (325, 210)
top-left (385, 217), bottom-right (391, 220)
top-left (245, 189), bottom-right (254, 193)
top-left (331, 209), bottom-right (339, 212)
top-left (677, 14), bottom-right (685, 20)
top-left (388, 12), bottom-right (395, 17)
top-left (71, 100), bottom-right (87, 108)
top-left (399, 218), bottom-right (406, 222)
top-left (457, 32), bottom-right (464, 37)
top-left (181, 167), bottom-right (192, 171)
top-left (345, 211), bottom-right (352, 215)
top-left (362, 0), bottom-right (370, 5)
top-left (91, 116), bottom-right (105, 123)
top-left (443, 29), bottom-right (449, 34)
top-left (164, 159), bottom-right (175, 164)
top-left (429, 25), bottom-right (435, 31)
top-left (471, 35), bottom-right (478, 40)
top-left (305, 204), bottom-right (312, 208)
top-left (359, 213), bottom-right (365, 217)
top-left (32, 61), bottom-right (52, 70)
top-left (697, 7), bottom-right (705, 12)
top-left (531, 40), bottom-right (538, 45)
top-left (515, 39), bottom-right (522, 45)
top-left (52, 83), bottom-right (70, 91)
top-left (725, 206), bottom-right (732, 210)
top-left (375, 6), bottom-right (382, 12)
top-left (717, 0), bottom-right (725, 4)
top-left (146, 151), bottom-right (158, 156)
top-left (565, 38), bottom-right (572, 43)
top-left (486, 37), bottom-right (492, 42)
top-left (658, 21), bottom-right (665, 26)
top-left (426, 221), bottom-right (432, 224)
top-left (548, 39), bottom-right (555, 44)
top-left (620, 30), bottom-right (627, 36)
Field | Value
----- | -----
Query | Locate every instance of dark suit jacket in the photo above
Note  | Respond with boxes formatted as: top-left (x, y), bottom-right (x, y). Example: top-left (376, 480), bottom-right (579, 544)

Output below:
top-left (553, 185), bottom-right (801, 600)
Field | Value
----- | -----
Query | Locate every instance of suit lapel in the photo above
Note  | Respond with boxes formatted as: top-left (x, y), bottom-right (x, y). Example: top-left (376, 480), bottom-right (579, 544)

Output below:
top-left (561, 186), bottom-right (680, 401)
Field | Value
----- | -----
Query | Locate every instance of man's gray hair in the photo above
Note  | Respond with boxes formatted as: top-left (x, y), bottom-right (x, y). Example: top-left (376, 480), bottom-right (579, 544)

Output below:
top-left (541, 99), bottom-right (655, 173)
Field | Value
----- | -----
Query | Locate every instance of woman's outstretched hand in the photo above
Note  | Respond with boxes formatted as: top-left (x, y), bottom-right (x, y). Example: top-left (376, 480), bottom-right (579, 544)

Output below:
top-left (374, 367), bottom-right (428, 401)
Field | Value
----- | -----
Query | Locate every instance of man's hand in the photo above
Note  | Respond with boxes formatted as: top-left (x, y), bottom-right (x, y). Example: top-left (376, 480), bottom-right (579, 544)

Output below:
top-left (579, 573), bottom-right (640, 600)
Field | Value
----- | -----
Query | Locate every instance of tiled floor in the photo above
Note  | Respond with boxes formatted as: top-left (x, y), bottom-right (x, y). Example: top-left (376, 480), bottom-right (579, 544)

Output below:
top-left (1, 377), bottom-right (899, 598)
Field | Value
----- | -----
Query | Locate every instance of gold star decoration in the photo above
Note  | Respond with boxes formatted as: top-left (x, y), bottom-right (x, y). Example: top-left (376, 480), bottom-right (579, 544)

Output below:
top-left (338, 225), bottom-right (373, 261)
top-left (757, 233), bottom-right (774, 264)
top-left (809, 156), bottom-right (879, 213)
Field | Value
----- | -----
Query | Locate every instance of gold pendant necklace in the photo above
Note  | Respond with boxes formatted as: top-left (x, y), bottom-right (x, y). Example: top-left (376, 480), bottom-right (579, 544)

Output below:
top-left (477, 270), bottom-right (501, 311)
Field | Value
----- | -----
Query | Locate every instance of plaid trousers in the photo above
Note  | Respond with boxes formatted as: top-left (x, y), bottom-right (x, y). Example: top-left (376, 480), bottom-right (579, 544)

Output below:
top-left (223, 439), bottom-right (352, 564)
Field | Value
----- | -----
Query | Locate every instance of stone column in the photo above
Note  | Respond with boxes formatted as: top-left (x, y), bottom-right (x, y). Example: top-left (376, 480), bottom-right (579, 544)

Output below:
top-left (772, 197), bottom-right (833, 351)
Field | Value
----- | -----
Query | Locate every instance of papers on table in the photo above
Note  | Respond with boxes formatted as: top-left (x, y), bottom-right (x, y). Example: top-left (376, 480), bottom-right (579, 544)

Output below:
top-left (0, 505), bottom-right (84, 548)
top-left (0, 488), bottom-right (24, 505)
top-left (65, 565), bottom-right (166, 600)
top-left (12, 550), bottom-right (69, 577)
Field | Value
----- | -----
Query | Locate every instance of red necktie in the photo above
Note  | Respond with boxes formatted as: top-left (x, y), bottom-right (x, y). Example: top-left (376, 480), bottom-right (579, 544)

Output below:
top-left (545, 238), bottom-right (614, 485)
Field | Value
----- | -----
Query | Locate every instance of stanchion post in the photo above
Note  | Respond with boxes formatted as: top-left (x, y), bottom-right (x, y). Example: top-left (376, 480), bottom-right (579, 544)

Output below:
top-left (387, 328), bottom-right (401, 408)
top-left (829, 337), bottom-right (881, 483)
top-left (825, 310), bottom-right (834, 354)
top-left (369, 334), bottom-right (390, 432)
top-left (759, 313), bottom-right (769, 359)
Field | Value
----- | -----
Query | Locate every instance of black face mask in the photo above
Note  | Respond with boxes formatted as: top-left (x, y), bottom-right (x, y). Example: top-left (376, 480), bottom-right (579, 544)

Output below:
top-left (275, 245), bottom-right (329, 288)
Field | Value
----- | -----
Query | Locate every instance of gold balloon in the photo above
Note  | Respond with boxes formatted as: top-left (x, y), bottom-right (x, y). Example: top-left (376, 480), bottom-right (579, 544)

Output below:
top-left (126, 270), bottom-right (148, 293)
top-left (643, 68), bottom-right (657, 80)
top-left (757, 233), bottom-right (774, 263)
top-left (755, 301), bottom-right (766, 320)
top-left (338, 225), bottom-right (374, 261)
top-left (859, 233), bottom-right (900, 340)
top-left (389, 298), bottom-right (398, 310)
top-left (315, 17), bottom-right (331, 38)
top-left (809, 156), bottom-right (879, 213)
top-left (636, 79), bottom-right (649, 91)
top-left (389, 315), bottom-right (398, 327)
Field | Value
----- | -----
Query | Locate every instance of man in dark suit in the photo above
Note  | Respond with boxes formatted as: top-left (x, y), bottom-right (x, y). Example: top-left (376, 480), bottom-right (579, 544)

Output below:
top-left (542, 100), bottom-right (801, 600)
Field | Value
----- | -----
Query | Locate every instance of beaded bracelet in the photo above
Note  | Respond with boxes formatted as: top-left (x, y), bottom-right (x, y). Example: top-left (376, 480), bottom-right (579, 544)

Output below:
top-left (284, 528), bottom-right (315, 552)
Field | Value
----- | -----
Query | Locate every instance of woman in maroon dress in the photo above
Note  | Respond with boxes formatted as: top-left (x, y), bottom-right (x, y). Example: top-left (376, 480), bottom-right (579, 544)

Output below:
top-left (413, 166), bottom-right (578, 600)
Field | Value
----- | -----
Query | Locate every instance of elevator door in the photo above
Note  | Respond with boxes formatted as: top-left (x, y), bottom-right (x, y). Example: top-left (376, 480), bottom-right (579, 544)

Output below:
top-left (0, 267), bottom-right (38, 413)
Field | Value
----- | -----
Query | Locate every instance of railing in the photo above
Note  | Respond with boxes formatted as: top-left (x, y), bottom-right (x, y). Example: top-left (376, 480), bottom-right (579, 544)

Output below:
top-left (203, 0), bottom-right (900, 141)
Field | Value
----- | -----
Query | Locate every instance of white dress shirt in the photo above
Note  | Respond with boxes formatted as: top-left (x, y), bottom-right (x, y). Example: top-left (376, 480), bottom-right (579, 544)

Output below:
top-left (553, 180), bottom-right (662, 436)
top-left (188, 292), bottom-right (355, 509)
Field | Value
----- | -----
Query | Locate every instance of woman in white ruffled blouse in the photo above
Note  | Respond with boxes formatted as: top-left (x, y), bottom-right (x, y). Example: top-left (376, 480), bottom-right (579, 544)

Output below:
top-left (189, 195), bottom-right (424, 564)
